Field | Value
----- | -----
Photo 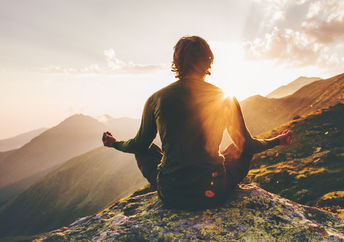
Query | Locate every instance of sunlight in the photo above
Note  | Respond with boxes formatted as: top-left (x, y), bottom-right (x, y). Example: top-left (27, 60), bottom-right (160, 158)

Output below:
top-left (207, 41), bottom-right (255, 101)
top-left (207, 41), bottom-right (330, 102)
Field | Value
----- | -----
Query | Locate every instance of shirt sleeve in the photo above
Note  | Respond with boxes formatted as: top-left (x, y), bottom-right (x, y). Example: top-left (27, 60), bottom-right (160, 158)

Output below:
top-left (113, 96), bottom-right (157, 153)
top-left (225, 96), bottom-right (280, 154)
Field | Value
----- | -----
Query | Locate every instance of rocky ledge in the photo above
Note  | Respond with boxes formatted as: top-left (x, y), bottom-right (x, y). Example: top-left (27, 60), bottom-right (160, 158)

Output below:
top-left (38, 184), bottom-right (344, 241)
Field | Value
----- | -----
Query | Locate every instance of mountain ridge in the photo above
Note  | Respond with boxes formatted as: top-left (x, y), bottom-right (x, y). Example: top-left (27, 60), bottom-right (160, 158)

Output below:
top-left (241, 72), bottom-right (344, 135)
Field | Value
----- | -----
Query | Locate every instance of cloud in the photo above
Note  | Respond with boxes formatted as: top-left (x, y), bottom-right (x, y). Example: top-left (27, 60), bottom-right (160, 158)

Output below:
top-left (244, 0), bottom-right (344, 71)
top-left (38, 48), bottom-right (166, 75)
top-left (244, 27), bottom-right (343, 67)
top-left (302, 0), bottom-right (344, 44)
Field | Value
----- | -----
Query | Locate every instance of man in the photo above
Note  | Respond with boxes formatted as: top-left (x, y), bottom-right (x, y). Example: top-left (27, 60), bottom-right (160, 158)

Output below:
top-left (102, 36), bottom-right (292, 209)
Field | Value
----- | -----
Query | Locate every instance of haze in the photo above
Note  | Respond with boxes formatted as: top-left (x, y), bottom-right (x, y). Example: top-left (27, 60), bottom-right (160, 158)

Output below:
top-left (1, 0), bottom-right (344, 139)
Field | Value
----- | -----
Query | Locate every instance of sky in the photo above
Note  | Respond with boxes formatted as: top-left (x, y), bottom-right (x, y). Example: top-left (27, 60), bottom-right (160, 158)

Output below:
top-left (1, 0), bottom-right (344, 139)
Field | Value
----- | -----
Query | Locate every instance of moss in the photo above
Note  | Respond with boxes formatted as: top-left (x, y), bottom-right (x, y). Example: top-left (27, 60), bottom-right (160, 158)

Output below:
top-left (35, 184), bottom-right (344, 241)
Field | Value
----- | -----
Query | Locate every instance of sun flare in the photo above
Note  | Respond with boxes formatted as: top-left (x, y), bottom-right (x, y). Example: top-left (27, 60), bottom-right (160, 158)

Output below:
top-left (207, 41), bottom-right (252, 101)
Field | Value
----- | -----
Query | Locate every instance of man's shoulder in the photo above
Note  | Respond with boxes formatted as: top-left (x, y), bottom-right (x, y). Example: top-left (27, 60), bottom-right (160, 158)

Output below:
top-left (147, 81), bottom-right (179, 102)
top-left (150, 79), bottom-right (224, 98)
top-left (203, 81), bottom-right (223, 91)
top-left (154, 81), bottom-right (180, 95)
top-left (198, 81), bottom-right (226, 98)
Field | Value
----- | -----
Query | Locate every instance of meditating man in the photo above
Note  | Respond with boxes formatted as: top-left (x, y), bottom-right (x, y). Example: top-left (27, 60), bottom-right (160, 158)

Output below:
top-left (102, 36), bottom-right (292, 209)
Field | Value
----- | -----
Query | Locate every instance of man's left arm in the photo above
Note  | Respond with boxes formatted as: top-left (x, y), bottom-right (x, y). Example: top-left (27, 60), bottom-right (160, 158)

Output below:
top-left (226, 97), bottom-right (291, 155)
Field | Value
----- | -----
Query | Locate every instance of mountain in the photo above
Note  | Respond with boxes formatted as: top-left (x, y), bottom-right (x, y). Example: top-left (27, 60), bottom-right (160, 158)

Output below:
top-left (3, 107), bottom-right (343, 239)
top-left (36, 184), bottom-right (344, 241)
top-left (241, 72), bottom-right (344, 135)
top-left (0, 114), bottom-right (139, 206)
top-left (0, 146), bottom-right (146, 238)
top-left (0, 149), bottom-right (17, 164)
top-left (0, 127), bottom-right (48, 152)
top-left (244, 103), bottom-right (344, 219)
top-left (266, 76), bottom-right (321, 98)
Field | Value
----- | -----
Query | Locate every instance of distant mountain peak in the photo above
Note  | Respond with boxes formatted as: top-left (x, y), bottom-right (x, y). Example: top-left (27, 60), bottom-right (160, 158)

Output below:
top-left (56, 114), bottom-right (102, 129)
top-left (64, 113), bottom-right (95, 121)
top-left (95, 114), bottom-right (114, 123)
top-left (266, 76), bottom-right (321, 99)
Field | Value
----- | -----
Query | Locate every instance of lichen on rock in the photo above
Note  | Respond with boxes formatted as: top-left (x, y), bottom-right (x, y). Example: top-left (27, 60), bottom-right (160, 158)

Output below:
top-left (37, 184), bottom-right (344, 241)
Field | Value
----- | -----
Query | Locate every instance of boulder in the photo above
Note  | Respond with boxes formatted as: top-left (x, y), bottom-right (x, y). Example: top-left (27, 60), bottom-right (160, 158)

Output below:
top-left (38, 184), bottom-right (344, 241)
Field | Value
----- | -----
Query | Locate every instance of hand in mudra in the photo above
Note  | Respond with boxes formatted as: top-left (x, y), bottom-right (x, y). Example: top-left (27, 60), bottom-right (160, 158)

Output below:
top-left (102, 131), bottom-right (116, 147)
top-left (276, 129), bottom-right (292, 146)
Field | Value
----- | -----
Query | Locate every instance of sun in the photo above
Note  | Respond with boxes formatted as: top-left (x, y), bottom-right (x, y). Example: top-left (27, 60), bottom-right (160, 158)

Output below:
top-left (207, 41), bottom-right (252, 101)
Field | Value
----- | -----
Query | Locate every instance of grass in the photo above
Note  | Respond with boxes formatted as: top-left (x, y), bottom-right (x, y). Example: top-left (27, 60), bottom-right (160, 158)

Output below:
top-left (244, 103), bottom-right (344, 218)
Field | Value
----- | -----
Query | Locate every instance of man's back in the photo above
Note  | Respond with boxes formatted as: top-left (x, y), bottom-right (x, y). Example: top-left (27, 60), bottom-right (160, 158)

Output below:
top-left (153, 79), bottom-right (227, 174)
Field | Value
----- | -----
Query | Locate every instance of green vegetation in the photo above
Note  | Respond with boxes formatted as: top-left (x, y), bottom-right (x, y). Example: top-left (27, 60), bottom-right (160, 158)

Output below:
top-left (244, 103), bottom-right (344, 218)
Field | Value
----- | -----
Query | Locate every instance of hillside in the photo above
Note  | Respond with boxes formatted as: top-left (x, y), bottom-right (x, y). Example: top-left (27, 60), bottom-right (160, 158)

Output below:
top-left (241, 73), bottom-right (344, 135)
top-left (0, 127), bottom-right (47, 152)
top-left (0, 114), bottom-right (139, 206)
top-left (0, 146), bottom-right (147, 238)
top-left (0, 149), bottom-right (17, 164)
top-left (266, 76), bottom-right (321, 98)
top-left (37, 184), bottom-right (344, 241)
top-left (244, 103), bottom-right (344, 218)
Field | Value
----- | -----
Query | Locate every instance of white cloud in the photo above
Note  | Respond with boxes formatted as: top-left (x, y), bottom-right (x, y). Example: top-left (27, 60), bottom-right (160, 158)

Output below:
top-left (302, 0), bottom-right (344, 44)
top-left (38, 48), bottom-right (166, 75)
top-left (244, 0), bottom-right (344, 72)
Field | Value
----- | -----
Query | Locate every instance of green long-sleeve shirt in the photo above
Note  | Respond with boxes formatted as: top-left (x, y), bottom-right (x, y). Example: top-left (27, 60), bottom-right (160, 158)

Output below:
top-left (113, 79), bottom-right (279, 174)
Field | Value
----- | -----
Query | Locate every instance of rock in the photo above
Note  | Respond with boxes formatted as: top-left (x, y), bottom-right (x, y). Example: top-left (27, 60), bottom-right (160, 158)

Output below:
top-left (37, 184), bottom-right (344, 241)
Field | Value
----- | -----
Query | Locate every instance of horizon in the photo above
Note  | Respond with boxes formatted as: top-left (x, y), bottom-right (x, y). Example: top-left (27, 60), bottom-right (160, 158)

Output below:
top-left (1, 0), bottom-right (344, 139)
top-left (0, 72), bottom-right (337, 140)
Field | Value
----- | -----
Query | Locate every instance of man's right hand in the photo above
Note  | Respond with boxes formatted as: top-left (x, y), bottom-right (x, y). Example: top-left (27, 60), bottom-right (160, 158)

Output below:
top-left (276, 129), bottom-right (292, 146)
top-left (102, 131), bottom-right (117, 147)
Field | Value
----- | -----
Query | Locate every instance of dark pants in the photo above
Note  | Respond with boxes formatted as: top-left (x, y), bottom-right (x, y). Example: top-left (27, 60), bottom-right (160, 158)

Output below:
top-left (135, 143), bottom-right (253, 208)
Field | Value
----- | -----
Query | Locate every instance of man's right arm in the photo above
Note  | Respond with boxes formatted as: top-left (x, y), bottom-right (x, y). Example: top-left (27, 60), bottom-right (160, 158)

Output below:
top-left (105, 96), bottom-right (157, 154)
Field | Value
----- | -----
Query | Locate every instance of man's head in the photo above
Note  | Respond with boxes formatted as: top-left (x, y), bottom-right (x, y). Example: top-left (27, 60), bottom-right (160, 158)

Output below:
top-left (171, 36), bottom-right (214, 79)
